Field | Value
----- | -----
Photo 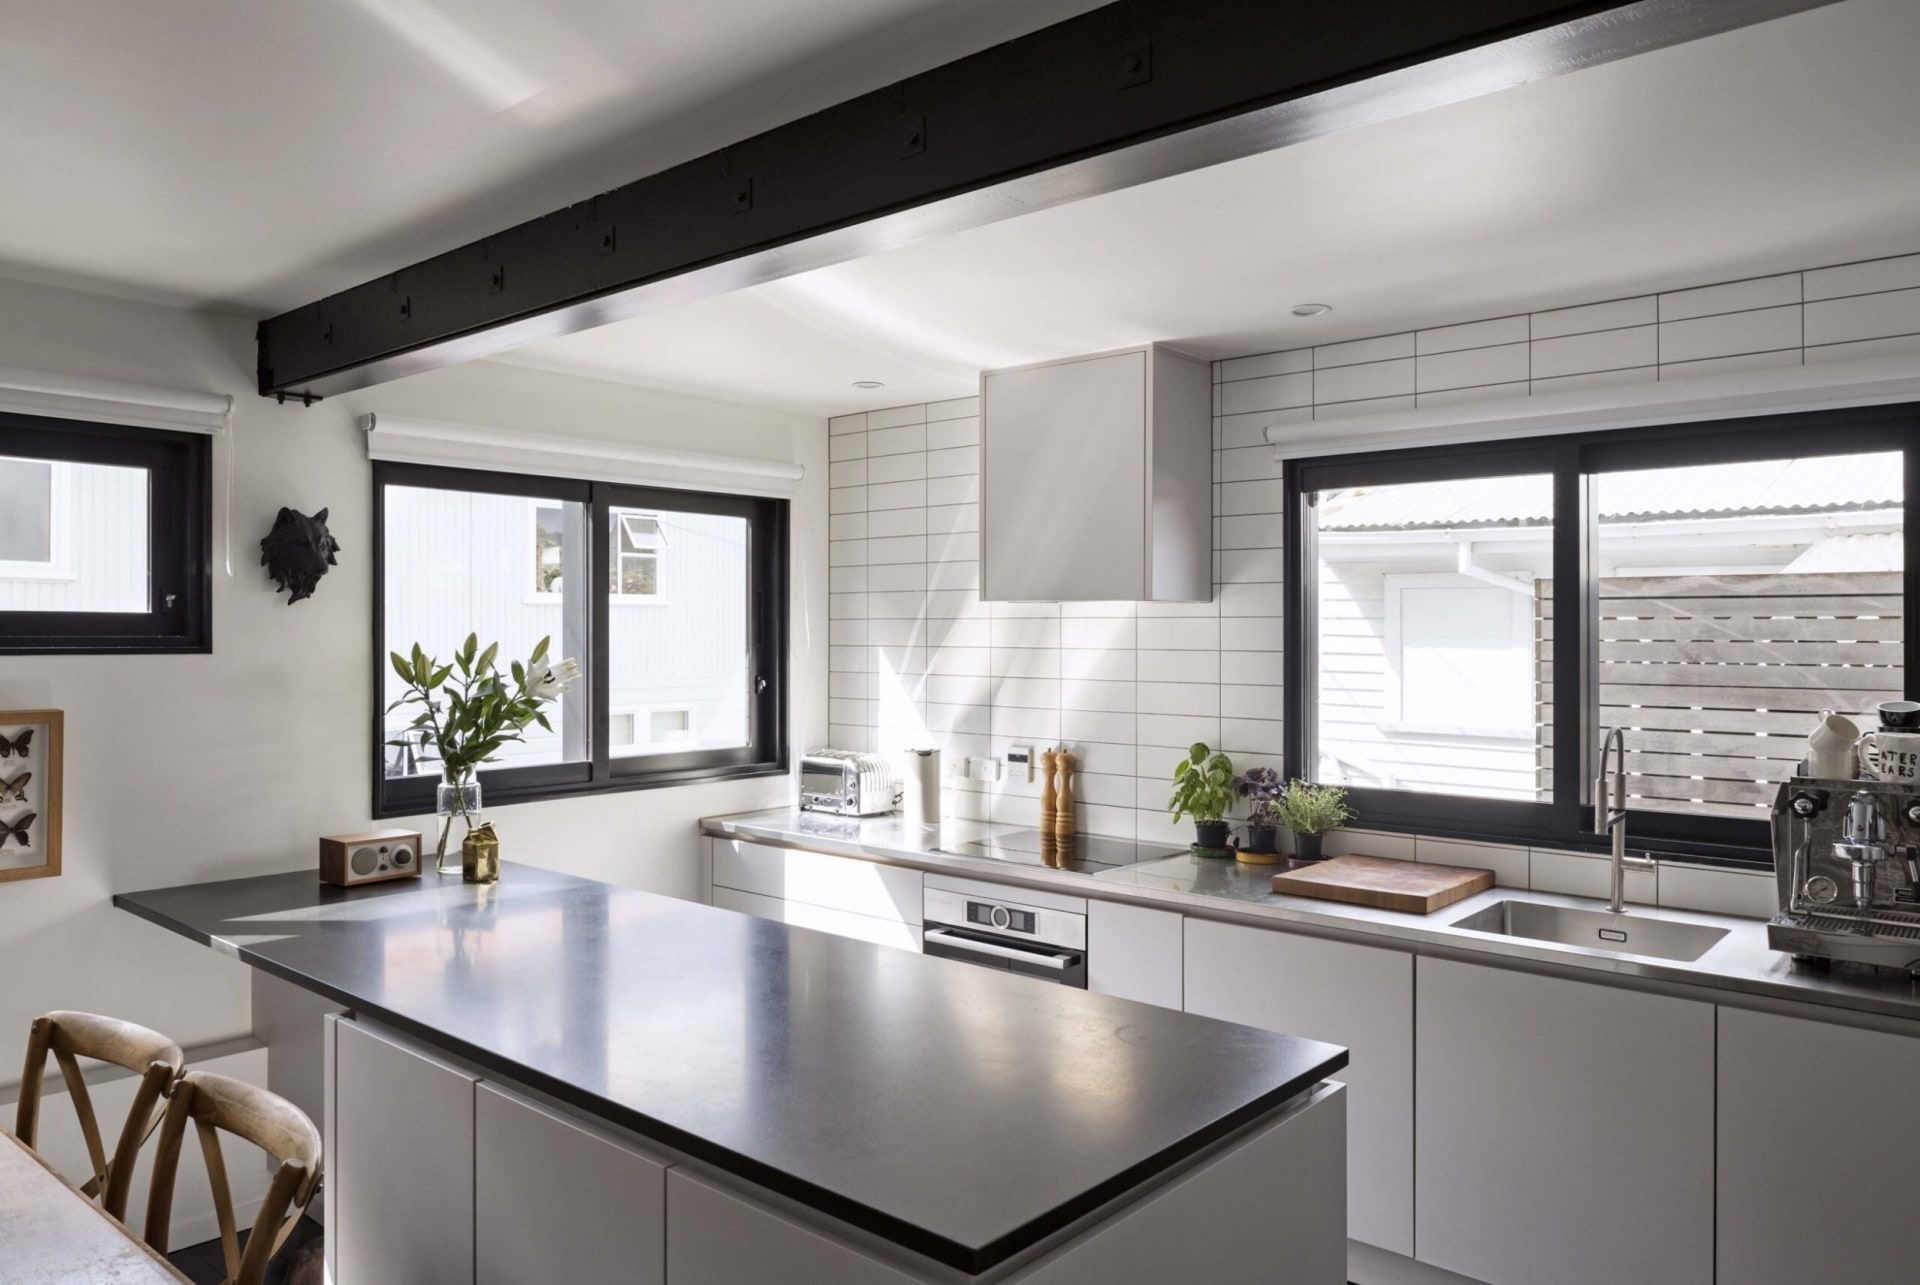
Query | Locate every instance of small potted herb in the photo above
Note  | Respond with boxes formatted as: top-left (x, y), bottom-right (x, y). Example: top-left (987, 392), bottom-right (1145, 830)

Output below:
top-left (1169, 743), bottom-right (1235, 855)
top-left (1235, 766), bottom-right (1284, 856)
top-left (1272, 779), bottom-right (1354, 862)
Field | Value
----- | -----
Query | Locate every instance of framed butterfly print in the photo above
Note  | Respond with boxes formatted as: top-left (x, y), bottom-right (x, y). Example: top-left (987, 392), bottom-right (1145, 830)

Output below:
top-left (0, 709), bottom-right (61, 883)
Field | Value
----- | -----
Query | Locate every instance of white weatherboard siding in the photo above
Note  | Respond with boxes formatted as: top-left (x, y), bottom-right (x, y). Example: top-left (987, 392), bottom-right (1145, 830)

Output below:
top-left (0, 275), bottom-right (828, 1136)
top-left (824, 248), bottom-right (1917, 918)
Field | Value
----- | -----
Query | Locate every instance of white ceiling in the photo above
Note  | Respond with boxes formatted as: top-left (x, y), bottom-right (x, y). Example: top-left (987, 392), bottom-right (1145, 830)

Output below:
top-left (0, 0), bottom-right (1103, 310)
top-left (498, 0), bottom-right (1920, 416)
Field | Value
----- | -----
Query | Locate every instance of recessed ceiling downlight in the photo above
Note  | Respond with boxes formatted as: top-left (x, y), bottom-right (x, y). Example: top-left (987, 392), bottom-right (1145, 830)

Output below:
top-left (1290, 303), bottom-right (1333, 318)
top-left (852, 380), bottom-right (885, 389)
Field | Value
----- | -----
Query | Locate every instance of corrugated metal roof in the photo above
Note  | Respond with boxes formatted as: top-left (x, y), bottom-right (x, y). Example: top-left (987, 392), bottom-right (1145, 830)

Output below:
top-left (1319, 452), bottom-right (1902, 531)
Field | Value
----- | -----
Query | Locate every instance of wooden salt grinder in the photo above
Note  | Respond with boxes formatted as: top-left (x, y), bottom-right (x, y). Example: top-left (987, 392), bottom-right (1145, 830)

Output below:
top-left (1053, 751), bottom-right (1076, 841)
top-left (1039, 750), bottom-right (1058, 831)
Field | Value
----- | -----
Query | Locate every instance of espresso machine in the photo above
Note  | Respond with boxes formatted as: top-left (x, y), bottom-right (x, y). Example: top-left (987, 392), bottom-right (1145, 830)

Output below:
top-left (1769, 775), bottom-right (1920, 974)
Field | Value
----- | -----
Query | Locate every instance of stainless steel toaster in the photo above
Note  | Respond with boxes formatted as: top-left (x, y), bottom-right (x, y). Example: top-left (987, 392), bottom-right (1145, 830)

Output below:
top-left (799, 749), bottom-right (901, 816)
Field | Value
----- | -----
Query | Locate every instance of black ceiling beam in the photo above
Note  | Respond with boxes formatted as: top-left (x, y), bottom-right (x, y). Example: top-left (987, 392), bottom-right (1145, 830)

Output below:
top-left (257, 0), bottom-right (1835, 399)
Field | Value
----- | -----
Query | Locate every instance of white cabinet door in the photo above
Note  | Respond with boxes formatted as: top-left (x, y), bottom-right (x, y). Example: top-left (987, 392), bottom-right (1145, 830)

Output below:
top-left (1087, 900), bottom-right (1182, 1009)
top-left (1182, 919), bottom-right (1413, 1254)
top-left (713, 886), bottom-right (922, 952)
top-left (665, 1168), bottom-right (920, 1285)
top-left (1415, 959), bottom-right (1713, 1285)
top-left (476, 1082), bottom-right (669, 1285)
top-left (330, 1016), bottom-right (478, 1285)
top-left (711, 840), bottom-right (922, 925)
top-left (1718, 1006), bottom-right (1920, 1284)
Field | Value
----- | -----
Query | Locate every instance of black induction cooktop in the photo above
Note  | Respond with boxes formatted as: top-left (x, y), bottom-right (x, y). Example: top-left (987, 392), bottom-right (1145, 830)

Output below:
top-left (938, 827), bottom-right (1185, 874)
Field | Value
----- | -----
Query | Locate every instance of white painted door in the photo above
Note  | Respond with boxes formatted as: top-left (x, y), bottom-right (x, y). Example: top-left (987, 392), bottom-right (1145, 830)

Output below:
top-left (1182, 919), bottom-right (1414, 1254)
top-left (1087, 900), bottom-right (1182, 1009)
top-left (330, 1016), bottom-right (478, 1285)
top-left (1718, 1006), bottom-right (1920, 1284)
top-left (1415, 959), bottom-right (1713, 1285)
top-left (475, 1082), bottom-right (668, 1285)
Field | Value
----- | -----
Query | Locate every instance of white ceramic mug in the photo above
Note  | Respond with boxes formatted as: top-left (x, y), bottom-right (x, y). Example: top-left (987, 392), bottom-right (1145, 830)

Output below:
top-left (1807, 713), bottom-right (1861, 779)
top-left (1858, 730), bottom-right (1920, 784)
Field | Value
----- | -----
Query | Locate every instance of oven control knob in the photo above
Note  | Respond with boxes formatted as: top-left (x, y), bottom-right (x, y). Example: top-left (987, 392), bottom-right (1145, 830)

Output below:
top-left (989, 905), bottom-right (1011, 930)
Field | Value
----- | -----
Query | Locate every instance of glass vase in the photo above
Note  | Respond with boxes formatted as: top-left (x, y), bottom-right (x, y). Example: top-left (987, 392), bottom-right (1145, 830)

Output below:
top-left (434, 772), bottom-right (482, 874)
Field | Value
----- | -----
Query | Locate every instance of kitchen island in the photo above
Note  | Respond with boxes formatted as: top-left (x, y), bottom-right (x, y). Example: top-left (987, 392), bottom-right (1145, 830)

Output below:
top-left (115, 864), bottom-right (1348, 1284)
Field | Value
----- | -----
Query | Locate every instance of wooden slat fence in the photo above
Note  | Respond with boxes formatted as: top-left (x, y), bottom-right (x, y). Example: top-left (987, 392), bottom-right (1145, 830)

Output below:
top-left (1537, 573), bottom-right (1903, 818)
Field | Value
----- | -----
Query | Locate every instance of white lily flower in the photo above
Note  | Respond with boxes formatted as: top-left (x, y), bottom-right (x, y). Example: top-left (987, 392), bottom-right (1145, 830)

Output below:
top-left (529, 656), bottom-right (582, 701)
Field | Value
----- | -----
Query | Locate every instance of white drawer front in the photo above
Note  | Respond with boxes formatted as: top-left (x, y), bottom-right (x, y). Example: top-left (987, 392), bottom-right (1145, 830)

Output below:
top-left (712, 840), bottom-right (922, 925)
top-left (712, 886), bottom-right (922, 953)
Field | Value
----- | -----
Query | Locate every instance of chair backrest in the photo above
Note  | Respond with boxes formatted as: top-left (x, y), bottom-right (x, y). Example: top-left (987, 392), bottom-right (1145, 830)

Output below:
top-left (15, 1010), bottom-right (186, 1221)
top-left (145, 1071), bottom-right (322, 1285)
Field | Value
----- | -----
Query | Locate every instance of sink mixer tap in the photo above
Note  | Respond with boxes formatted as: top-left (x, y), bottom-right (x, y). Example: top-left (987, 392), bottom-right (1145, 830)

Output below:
top-left (1835, 789), bottom-right (1888, 913)
top-left (1594, 728), bottom-right (1657, 914)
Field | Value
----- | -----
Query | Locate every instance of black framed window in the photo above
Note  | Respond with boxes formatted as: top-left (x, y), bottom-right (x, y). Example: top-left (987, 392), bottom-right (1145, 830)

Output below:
top-left (372, 461), bottom-right (787, 819)
top-left (0, 411), bottom-right (211, 654)
top-left (1286, 405), bottom-right (1917, 866)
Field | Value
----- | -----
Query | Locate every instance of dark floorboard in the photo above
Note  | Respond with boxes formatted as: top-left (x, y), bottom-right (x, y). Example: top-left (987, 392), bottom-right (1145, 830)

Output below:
top-left (167, 1216), bottom-right (323, 1285)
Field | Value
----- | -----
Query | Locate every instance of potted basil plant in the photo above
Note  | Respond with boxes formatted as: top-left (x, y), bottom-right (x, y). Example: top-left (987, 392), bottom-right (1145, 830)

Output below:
top-left (1235, 766), bottom-right (1284, 855)
top-left (1272, 779), bottom-right (1354, 862)
top-left (1169, 743), bottom-right (1235, 854)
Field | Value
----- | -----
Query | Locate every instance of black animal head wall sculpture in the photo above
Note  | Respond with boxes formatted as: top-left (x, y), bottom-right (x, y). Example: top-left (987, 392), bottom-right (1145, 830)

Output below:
top-left (261, 506), bottom-right (340, 604)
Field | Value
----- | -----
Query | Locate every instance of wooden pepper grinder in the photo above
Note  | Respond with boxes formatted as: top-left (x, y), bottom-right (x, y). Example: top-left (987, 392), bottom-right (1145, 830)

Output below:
top-left (1039, 750), bottom-right (1058, 832)
top-left (1053, 750), bottom-right (1076, 842)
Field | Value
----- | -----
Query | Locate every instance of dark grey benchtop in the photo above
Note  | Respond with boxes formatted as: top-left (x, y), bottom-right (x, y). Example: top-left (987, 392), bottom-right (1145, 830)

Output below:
top-left (115, 865), bottom-right (1344, 1275)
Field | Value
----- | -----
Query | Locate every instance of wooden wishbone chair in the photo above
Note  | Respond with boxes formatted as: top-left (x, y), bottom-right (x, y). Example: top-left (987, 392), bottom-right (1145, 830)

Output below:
top-left (145, 1071), bottom-right (323, 1285)
top-left (15, 1010), bottom-right (186, 1221)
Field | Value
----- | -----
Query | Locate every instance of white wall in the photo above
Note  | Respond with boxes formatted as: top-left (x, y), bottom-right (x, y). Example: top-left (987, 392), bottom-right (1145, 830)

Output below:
top-left (0, 276), bottom-right (827, 1111)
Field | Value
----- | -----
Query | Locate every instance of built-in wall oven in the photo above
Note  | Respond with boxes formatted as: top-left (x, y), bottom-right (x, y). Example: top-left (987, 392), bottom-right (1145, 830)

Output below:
top-left (922, 886), bottom-right (1087, 987)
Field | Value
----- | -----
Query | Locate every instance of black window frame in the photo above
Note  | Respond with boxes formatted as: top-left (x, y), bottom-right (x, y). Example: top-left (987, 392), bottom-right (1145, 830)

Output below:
top-left (371, 461), bottom-right (788, 820)
top-left (1284, 404), bottom-right (1920, 869)
top-left (0, 411), bottom-right (211, 655)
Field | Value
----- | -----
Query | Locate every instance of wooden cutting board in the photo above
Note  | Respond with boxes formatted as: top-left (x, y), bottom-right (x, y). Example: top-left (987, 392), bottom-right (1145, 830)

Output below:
top-left (1271, 854), bottom-right (1493, 914)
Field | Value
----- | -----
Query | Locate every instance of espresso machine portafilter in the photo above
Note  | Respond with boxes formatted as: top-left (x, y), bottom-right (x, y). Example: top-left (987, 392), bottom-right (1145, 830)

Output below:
top-left (1770, 776), bottom-right (1920, 973)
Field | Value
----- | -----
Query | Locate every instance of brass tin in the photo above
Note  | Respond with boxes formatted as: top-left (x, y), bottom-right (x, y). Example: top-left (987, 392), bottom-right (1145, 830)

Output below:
top-left (462, 822), bottom-right (500, 884)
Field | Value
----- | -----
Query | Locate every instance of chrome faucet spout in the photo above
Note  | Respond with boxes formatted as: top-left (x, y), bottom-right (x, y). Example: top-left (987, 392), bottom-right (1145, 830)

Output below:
top-left (1595, 727), bottom-right (1654, 913)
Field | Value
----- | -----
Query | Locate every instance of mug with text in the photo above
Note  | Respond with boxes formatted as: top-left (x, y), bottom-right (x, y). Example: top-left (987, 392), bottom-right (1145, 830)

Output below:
top-left (1859, 730), bottom-right (1920, 784)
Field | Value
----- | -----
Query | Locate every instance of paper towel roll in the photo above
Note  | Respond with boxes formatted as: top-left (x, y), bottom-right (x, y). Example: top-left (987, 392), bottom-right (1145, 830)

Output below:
top-left (902, 747), bottom-right (941, 827)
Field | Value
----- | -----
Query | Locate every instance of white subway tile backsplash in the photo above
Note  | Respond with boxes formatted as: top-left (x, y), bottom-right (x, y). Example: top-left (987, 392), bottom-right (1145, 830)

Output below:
top-left (1219, 651), bottom-right (1281, 685)
top-left (1313, 394), bottom-right (1416, 420)
top-left (926, 396), bottom-right (979, 422)
top-left (1062, 679), bottom-right (1137, 713)
top-left (828, 460), bottom-right (868, 487)
top-left (1417, 315), bottom-right (1529, 355)
top-left (1657, 864), bottom-right (1776, 919)
top-left (1062, 616), bottom-right (1136, 649)
top-left (828, 566), bottom-right (866, 594)
top-left (1658, 272), bottom-right (1800, 321)
top-left (1415, 341), bottom-right (1528, 393)
top-left (867, 404), bottom-right (928, 430)
top-left (927, 417), bottom-right (980, 450)
top-left (829, 514), bottom-right (868, 541)
top-left (828, 434), bottom-right (868, 462)
top-left (867, 452), bottom-right (926, 484)
top-left (867, 480), bottom-right (928, 511)
top-left (868, 507), bottom-right (929, 539)
top-left (1220, 617), bottom-right (1283, 652)
top-left (1217, 407), bottom-right (1311, 449)
top-left (1418, 381), bottom-right (1529, 408)
top-left (871, 422), bottom-right (929, 453)
top-left (1804, 285), bottom-right (1920, 346)
top-left (1136, 713), bottom-right (1221, 749)
top-left (867, 563), bottom-right (927, 593)
top-left (828, 539), bottom-right (867, 567)
top-left (1218, 480), bottom-right (1287, 516)
top-left (926, 475), bottom-right (980, 506)
top-left (1220, 582), bottom-right (1285, 617)
top-left (1220, 546), bottom-right (1284, 583)
top-left (865, 535), bottom-right (926, 565)
top-left (928, 560), bottom-right (979, 592)
top-left (1529, 850), bottom-right (1656, 906)
top-left (1314, 332), bottom-right (1414, 368)
top-left (1218, 513), bottom-right (1287, 549)
top-left (1657, 303), bottom-right (1800, 363)
top-left (926, 446), bottom-right (978, 477)
top-left (1220, 370), bottom-right (1313, 415)
top-left (990, 616), bottom-right (1060, 649)
top-left (828, 412), bottom-right (868, 435)
top-left (1805, 333), bottom-right (1920, 363)
top-left (1063, 709), bottom-right (1137, 745)
top-left (1529, 294), bottom-right (1656, 339)
top-left (1314, 357), bottom-right (1415, 404)
top-left (1660, 350), bottom-right (1800, 380)
top-left (1414, 837), bottom-right (1528, 888)
top-left (1531, 324), bottom-right (1658, 378)
top-left (1803, 253), bottom-right (1920, 301)
top-left (1219, 349), bottom-right (1311, 382)
top-left (1138, 648), bottom-right (1217, 683)
top-left (1219, 684), bottom-right (1284, 720)
top-left (1528, 365), bottom-right (1657, 395)
top-left (1138, 682), bottom-right (1219, 717)
top-left (1219, 717), bottom-right (1285, 756)
top-left (1136, 617), bottom-right (1220, 651)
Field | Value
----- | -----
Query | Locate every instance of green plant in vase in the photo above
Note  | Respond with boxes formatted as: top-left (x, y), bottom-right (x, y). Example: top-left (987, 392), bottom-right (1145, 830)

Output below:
top-left (387, 633), bottom-right (579, 872)
top-left (1169, 743), bottom-right (1236, 856)
top-left (1272, 779), bottom-right (1354, 861)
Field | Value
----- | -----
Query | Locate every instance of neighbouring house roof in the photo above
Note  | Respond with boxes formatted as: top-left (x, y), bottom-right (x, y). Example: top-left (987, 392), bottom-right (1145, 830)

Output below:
top-left (1318, 453), bottom-right (1903, 531)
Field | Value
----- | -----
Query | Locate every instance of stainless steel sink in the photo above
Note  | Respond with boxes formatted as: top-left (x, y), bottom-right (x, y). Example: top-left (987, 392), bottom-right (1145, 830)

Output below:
top-left (1450, 899), bottom-right (1730, 963)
